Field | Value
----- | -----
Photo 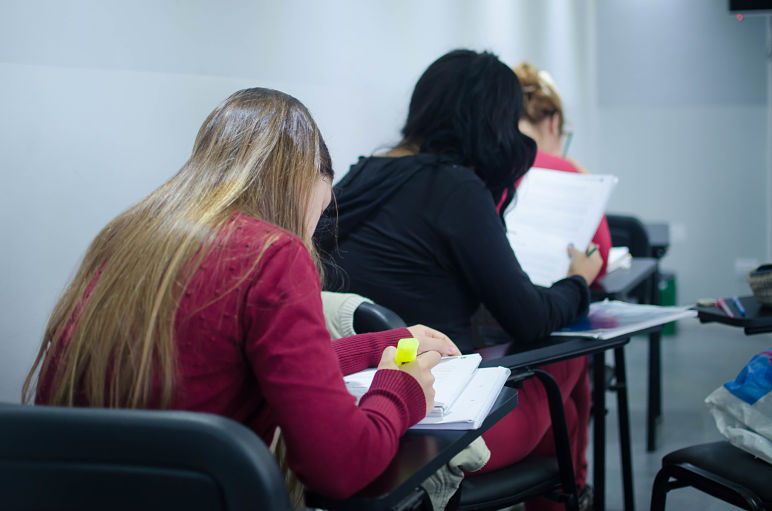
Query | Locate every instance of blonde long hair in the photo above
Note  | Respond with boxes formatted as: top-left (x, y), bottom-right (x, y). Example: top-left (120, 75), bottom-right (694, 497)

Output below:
top-left (23, 87), bottom-right (332, 408)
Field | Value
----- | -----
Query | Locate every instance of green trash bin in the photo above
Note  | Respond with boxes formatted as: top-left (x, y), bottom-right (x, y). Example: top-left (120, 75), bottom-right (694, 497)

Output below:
top-left (658, 271), bottom-right (677, 336)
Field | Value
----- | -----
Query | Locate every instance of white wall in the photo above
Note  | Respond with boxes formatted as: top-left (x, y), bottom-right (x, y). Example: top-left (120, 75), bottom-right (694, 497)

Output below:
top-left (0, 0), bottom-right (592, 403)
top-left (0, 0), bottom-right (768, 403)
top-left (594, 0), bottom-right (769, 301)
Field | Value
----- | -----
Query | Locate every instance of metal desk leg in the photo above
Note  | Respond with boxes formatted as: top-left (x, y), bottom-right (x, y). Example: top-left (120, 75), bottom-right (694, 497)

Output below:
top-left (646, 266), bottom-right (662, 453)
top-left (592, 352), bottom-right (606, 511)
top-left (614, 347), bottom-right (635, 511)
top-left (647, 331), bottom-right (662, 452)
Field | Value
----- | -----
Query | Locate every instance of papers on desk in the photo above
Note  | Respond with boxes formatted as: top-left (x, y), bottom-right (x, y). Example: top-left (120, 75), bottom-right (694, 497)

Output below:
top-left (552, 299), bottom-right (697, 340)
top-left (504, 168), bottom-right (618, 287)
top-left (343, 354), bottom-right (511, 430)
top-left (607, 246), bottom-right (632, 273)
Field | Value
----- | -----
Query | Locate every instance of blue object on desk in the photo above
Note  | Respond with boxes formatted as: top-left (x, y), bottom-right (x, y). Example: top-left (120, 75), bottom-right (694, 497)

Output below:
top-left (732, 296), bottom-right (747, 317)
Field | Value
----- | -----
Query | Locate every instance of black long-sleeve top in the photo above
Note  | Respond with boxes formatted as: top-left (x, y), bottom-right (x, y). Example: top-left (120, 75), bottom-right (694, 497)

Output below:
top-left (318, 154), bottom-right (589, 352)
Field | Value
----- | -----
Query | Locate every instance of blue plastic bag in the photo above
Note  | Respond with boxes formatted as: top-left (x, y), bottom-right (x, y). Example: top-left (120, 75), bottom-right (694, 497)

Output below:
top-left (705, 349), bottom-right (772, 464)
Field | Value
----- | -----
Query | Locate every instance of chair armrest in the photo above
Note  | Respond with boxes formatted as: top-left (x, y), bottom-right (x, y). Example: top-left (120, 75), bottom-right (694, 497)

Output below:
top-left (532, 369), bottom-right (579, 504)
top-left (353, 302), bottom-right (407, 333)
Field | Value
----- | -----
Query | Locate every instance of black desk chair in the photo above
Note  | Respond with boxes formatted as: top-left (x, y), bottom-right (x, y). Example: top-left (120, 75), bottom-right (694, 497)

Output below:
top-left (353, 301), bottom-right (579, 511)
top-left (354, 300), bottom-right (408, 332)
top-left (650, 441), bottom-right (772, 510)
top-left (0, 403), bottom-right (292, 511)
top-left (456, 368), bottom-right (579, 511)
top-left (607, 213), bottom-right (662, 452)
top-left (607, 215), bottom-right (652, 264)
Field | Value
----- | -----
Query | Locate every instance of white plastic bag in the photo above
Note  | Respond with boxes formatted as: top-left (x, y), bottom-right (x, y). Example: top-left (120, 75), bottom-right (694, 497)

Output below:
top-left (705, 349), bottom-right (772, 464)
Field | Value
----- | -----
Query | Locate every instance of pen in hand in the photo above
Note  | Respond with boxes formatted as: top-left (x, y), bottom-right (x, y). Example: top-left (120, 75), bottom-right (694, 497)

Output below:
top-left (585, 246), bottom-right (598, 257)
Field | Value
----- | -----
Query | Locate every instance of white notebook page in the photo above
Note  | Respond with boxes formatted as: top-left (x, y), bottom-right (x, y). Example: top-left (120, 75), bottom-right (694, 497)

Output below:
top-left (505, 168), bottom-right (617, 287)
top-left (410, 366), bottom-right (511, 430)
top-left (343, 354), bottom-right (481, 416)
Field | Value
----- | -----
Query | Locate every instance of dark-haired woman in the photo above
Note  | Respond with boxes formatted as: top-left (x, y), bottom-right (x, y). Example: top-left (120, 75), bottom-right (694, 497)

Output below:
top-left (318, 50), bottom-right (601, 510)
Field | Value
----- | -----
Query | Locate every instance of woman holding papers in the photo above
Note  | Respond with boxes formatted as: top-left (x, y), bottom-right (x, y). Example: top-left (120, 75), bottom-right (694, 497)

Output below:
top-left (513, 61), bottom-right (612, 277)
top-left (23, 88), bottom-right (460, 506)
top-left (318, 50), bottom-right (601, 510)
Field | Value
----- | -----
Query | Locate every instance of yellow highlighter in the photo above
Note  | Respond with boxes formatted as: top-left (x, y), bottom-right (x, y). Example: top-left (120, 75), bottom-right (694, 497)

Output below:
top-left (395, 337), bottom-right (419, 365)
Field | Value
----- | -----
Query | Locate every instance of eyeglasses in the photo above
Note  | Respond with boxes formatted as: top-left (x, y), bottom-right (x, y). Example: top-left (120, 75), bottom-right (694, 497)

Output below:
top-left (561, 123), bottom-right (573, 158)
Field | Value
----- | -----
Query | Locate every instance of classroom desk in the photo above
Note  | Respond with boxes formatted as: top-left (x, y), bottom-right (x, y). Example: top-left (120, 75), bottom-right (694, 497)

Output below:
top-left (478, 328), bottom-right (666, 511)
top-left (639, 229), bottom-right (670, 449)
top-left (592, 256), bottom-right (664, 452)
top-left (591, 257), bottom-right (658, 301)
top-left (697, 295), bottom-right (772, 335)
top-left (306, 386), bottom-right (518, 511)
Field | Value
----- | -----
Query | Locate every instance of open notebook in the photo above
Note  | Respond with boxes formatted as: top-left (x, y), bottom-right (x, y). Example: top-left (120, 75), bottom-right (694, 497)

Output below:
top-left (505, 168), bottom-right (617, 286)
top-left (343, 354), bottom-right (510, 430)
top-left (409, 366), bottom-right (510, 430)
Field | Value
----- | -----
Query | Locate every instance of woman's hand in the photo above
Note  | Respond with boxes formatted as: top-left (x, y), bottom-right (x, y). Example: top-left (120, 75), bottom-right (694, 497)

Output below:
top-left (378, 346), bottom-right (442, 416)
top-left (567, 243), bottom-right (603, 284)
top-left (407, 324), bottom-right (461, 357)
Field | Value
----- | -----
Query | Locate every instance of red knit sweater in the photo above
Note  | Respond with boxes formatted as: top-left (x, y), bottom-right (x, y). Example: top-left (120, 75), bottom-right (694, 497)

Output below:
top-left (37, 213), bottom-right (425, 498)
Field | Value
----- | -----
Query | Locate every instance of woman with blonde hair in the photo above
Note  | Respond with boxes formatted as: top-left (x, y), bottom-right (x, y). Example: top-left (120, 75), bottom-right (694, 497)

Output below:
top-left (513, 61), bottom-right (612, 277)
top-left (24, 87), bottom-right (459, 503)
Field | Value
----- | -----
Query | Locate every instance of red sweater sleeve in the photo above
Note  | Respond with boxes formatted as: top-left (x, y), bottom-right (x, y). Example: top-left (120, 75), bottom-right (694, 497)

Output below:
top-left (332, 327), bottom-right (412, 375)
top-left (243, 237), bottom-right (425, 498)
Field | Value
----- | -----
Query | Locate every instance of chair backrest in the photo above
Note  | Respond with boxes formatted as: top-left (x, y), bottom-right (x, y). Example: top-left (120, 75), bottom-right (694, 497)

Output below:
top-left (353, 301), bottom-right (407, 333)
top-left (606, 214), bottom-right (651, 258)
top-left (0, 403), bottom-right (292, 511)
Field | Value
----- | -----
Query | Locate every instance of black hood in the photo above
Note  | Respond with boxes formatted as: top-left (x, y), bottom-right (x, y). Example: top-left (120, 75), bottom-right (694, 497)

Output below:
top-left (315, 153), bottom-right (453, 253)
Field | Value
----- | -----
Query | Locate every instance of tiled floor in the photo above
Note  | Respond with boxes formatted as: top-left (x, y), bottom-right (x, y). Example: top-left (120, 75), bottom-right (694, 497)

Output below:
top-left (594, 318), bottom-right (771, 511)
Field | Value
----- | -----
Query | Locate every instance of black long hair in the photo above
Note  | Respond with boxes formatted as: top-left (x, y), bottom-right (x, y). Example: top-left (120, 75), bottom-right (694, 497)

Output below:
top-left (400, 49), bottom-right (536, 210)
